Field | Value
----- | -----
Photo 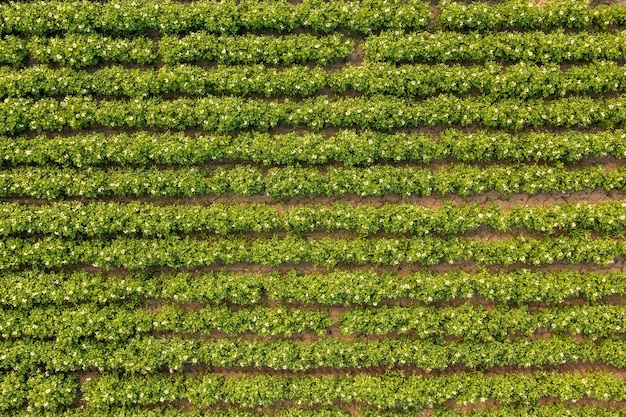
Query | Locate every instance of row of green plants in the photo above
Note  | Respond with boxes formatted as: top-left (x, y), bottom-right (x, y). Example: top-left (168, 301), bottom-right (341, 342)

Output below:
top-left (2, 164), bottom-right (625, 199)
top-left (79, 371), bottom-right (626, 409)
top-left (3, 335), bottom-right (626, 373)
top-left (158, 33), bottom-right (353, 66)
top-left (0, 34), bottom-right (27, 66)
top-left (260, 268), bottom-right (626, 305)
top-left (5, 62), bottom-right (626, 100)
top-left (10, 0), bottom-right (626, 37)
top-left (6, 30), bottom-right (626, 68)
top-left (365, 407), bottom-right (626, 417)
top-left (8, 0), bottom-right (626, 37)
top-left (363, 30), bottom-right (626, 63)
top-left (5, 94), bottom-right (626, 134)
top-left (30, 34), bottom-right (158, 68)
top-left (339, 303), bottom-right (626, 338)
top-left (0, 304), bottom-right (332, 341)
top-left (1, 268), bottom-right (623, 309)
top-left (3, 128), bottom-right (625, 167)
top-left (0, 0), bottom-right (431, 36)
top-left (18, 33), bottom-right (354, 68)
top-left (1, 234), bottom-right (623, 268)
top-left (2, 301), bottom-right (625, 341)
top-left (437, 0), bottom-right (626, 32)
top-left (0, 371), bottom-right (76, 412)
top-left (3, 200), bottom-right (625, 237)
top-left (13, 405), bottom-right (626, 417)
top-left (334, 61), bottom-right (626, 100)
top-left (1, 34), bottom-right (155, 67)
top-left (4, 370), bottom-right (625, 412)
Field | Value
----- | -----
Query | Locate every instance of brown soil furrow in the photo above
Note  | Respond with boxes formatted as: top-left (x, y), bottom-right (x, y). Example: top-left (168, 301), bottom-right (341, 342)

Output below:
top-left (16, 123), bottom-right (620, 140)
top-left (18, 55), bottom-right (626, 73)
top-left (70, 361), bottom-right (626, 381)
top-left (14, 263), bottom-right (626, 279)
top-left (3, 189), bottom-right (625, 209)
top-left (538, 397), bottom-right (626, 409)
top-left (4, 155), bottom-right (623, 172)
top-left (42, 257), bottom-right (626, 277)
top-left (12, 87), bottom-right (626, 104)
top-left (6, 228), bottom-right (618, 245)
top-left (148, 328), bottom-right (626, 344)
top-left (139, 293), bottom-right (626, 312)
top-left (15, 119), bottom-right (624, 140)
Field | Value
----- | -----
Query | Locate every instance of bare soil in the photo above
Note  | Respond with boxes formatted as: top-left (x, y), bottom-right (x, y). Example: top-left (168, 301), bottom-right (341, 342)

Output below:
top-left (58, 257), bottom-right (626, 277)
top-left (4, 189), bottom-right (626, 210)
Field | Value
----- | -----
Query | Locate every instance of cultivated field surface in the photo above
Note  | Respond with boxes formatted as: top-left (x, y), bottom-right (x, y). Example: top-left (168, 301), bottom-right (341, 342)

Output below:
top-left (2, 0), bottom-right (626, 416)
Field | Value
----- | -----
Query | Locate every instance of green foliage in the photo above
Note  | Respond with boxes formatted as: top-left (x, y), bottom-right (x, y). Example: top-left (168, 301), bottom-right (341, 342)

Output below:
top-left (0, 35), bottom-right (27, 66)
top-left (1, 268), bottom-right (623, 309)
top-left (4, 95), bottom-right (626, 135)
top-left (0, 372), bottom-right (26, 411)
top-left (0, 371), bottom-right (78, 412)
top-left (437, 0), bottom-right (626, 32)
top-left (3, 1), bottom-right (626, 415)
top-left (364, 30), bottom-right (626, 63)
top-left (1, 200), bottom-right (625, 238)
top-left (79, 371), bottom-right (626, 409)
top-left (2, 128), bottom-right (626, 166)
top-left (0, 234), bottom-right (623, 269)
top-left (263, 268), bottom-right (626, 305)
top-left (4, 333), bottom-right (626, 374)
top-left (25, 372), bottom-right (77, 411)
top-left (0, 0), bottom-right (431, 36)
top-left (1, 164), bottom-right (624, 199)
top-left (160, 33), bottom-right (354, 65)
top-left (340, 303), bottom-right (626, 338)
top-left (6, 62), bottom-right (626, 100)
top-left (27, 34), bottom-right (156, 68)
top-left (0, 303), bottom-right (331, 341)
top-left (13, 405), bottom-right (626, 417)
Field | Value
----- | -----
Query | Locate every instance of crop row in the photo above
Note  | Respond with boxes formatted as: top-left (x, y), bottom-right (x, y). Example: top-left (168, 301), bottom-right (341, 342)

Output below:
top-left (168, 30), bottom-right (626, 66)
top-left (3, 370), bottom-right (626, 412)
top-left (6, 95), bottom-right (626, 134)
top-left (157, 33), bottom-right (354, 66)
top-left (0, 33), bottom-right (354, 68)
top-left (78, 371), bottom-right (626, 409)
top-left (363, 31), bottom-right (626, 63)
top-left (372, 407), bottom-right (626, 417)
top-left (341, 303), bottom-right (626, 337)
top-left (2, 164), bottom-right (625, 199)
top-left (12, 405), bottom-right (626, 417)
top-left (3, 302), bottom-right (625, 341)
top-left (0, 0), bottom-right (431, 36)
top-left (368, 407), bottom-right (626, 417)
top-left (2, 234), bottom-right (624, 268)
top-left (0, 304), bottom-right (331, 341)
top-left (437, 0), bottom-right (626, 32)
top-left (6, 30), bottom-right (626, 68)
top-left (0, 372), bottom-right (75, 412)
top-left (3, 335), bottom-right (626, 374)
top-left (4, 128), bottom-right (626, 167)
top-left (6, 62), bottom-right (626, 100)
top-left (363, 30), bottom-right (626, 64)
top-left (3, 200), bottom-right (626, 238)
top-left (2, 268), bottom-right (624, 309)
top-left (8, 0), bottom-right (626, 37)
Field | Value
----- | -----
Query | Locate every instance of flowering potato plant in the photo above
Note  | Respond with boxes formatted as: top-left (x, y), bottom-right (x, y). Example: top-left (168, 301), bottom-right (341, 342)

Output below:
top-left (78, 371), bottom-right (626, 410)
top-left (0, 234), bottom-right (623, 269)
top-left (1, 200), bottom-right (625, 238)
top-left (0, 0), bottom-right (431, 36)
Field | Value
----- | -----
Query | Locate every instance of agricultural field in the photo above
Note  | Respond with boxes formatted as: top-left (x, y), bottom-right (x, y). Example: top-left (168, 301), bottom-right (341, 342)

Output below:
top-left (3, 0), bottom-right (626, 415)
